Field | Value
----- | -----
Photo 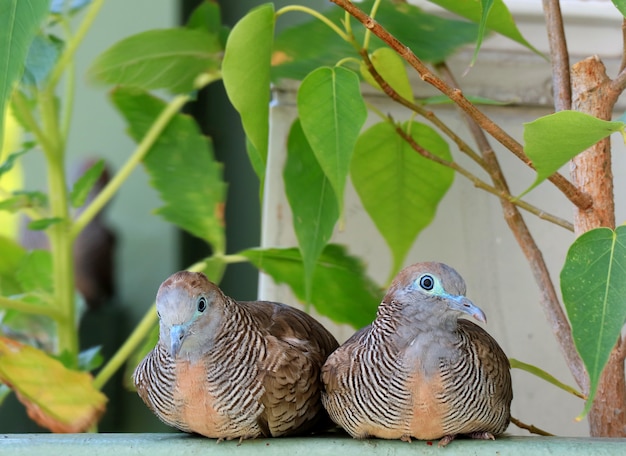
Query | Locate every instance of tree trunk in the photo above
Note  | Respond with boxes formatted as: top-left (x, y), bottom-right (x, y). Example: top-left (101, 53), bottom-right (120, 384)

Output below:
top-left (570, 56), bottom-right (626, 436)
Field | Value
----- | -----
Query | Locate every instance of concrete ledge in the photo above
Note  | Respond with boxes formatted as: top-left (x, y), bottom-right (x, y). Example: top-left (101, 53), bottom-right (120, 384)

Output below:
top-left (2, 433), bottom-right (626, 455)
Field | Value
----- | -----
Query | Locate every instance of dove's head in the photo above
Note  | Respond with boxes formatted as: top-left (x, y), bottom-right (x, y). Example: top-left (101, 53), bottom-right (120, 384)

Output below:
top-left (382, 262), bottom-right (487, 325)
top-left (155, 271), bottom-right (225, 360)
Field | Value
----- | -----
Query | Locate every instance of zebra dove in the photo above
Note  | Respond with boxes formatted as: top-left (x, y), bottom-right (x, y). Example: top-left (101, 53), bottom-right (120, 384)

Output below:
top-left (133, 271), bottom-right (339, 440)
top-left (321, 262), bottom-right (512, 446)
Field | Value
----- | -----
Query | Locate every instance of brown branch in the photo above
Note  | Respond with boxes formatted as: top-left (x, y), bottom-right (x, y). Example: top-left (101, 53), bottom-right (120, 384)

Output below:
top-left (437, 63), bottom-right (588, 392)
top-left (361, 50), bottom-right (573, 230)
top-left (359, 49), bottom-right (488, 170)
top-left (510, 416), bottom-right (554, 436)
top-left (393, 122), bottom-right (573, 232)
top-left (330, 0), bottom-right (592, 211)
top-left (542, 0), bottom-right (571, 111)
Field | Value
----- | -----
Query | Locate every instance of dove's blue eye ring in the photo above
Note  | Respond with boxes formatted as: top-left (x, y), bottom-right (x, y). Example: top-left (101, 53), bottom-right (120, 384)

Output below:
top-left (197, 297), bottom-right (207, 313)
top-left (419, 275), bottom-right (434, 291)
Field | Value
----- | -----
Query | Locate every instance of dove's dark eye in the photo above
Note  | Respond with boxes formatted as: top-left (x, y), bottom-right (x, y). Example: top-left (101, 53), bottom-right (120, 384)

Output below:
top-left (197, 297), bottom-right (207, 313)
top-left (419, 275), bottom-right (434, 291)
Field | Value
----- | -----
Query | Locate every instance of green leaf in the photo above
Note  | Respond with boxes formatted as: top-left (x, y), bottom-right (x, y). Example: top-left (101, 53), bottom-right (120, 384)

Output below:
top-left (111, 87), bottom-right (226, 253)
top-left (521, 111), bottom-right (624, 196)
top-left (88, 28), bottom-right (223, 94)
top-left (284, 119), bottom-right (339, 302)
top-left (0, 145), bottom-right (31, 178)
top-left (245, 137), bottom-right (265, 193)
top-left (0, 235), bottom-right (26, 295)
top-left (612, 0), bottom-right (626, 17)
top-left (69, 159), bottom-right (105, 208)
top-left (509, 358), bottom-right (585, 399)
top-left (0, 190), bottom-right (47, 213)
top-left (28, 217), bottom-right (63, 231)
top-left (272, 0), bottom-right (479, 81)
top-left (469, 0), bottom-right (495, 67)
top-left (360, 47), bottom-right (414, 103)
top-left (560, 226), bottom-right (626, 419)
top-left (0, 337), bottom-right (107, 432)
top-left (186, 0), bottom-right (230, 47)
top-left (16, 249), bottom-right (53, 293)
top-left (241, 244), bottom-right (382, 328)
top-left (0, 0), bottom-right (49, 146)
top-left (352, 121), bottom-right (454, 277)
top-left (186, 0), bottom-right (221, 32)
top-left (21, 34), bottom-right (64, 89)
top-left (298, 67), bottom-right (367, 215)
top-left (222, 3), bottom-right (274, 190)
top-left (78, 346), bottom-right (104, 372)
top-left (428, 0), bottom-right (541, 55)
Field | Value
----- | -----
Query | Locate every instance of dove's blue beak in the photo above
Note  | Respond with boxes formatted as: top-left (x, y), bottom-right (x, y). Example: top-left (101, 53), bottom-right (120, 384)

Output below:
top-left (170, 324), bottom-right (187, 357)
top-left (447, 295), bottom-right (487, 323)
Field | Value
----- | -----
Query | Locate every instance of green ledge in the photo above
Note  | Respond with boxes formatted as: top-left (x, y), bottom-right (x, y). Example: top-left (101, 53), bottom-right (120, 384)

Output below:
top-left (2, 433), bottom-right (626, 455)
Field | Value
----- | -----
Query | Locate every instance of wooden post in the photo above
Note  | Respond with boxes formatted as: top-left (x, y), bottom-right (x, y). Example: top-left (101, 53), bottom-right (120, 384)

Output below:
top-left (570, 56), bottom-right (626, 436)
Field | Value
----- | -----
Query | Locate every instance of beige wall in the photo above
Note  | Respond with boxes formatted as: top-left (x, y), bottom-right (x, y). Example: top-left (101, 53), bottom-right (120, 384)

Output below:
top-left (260, 1), bottom-right (625, 437)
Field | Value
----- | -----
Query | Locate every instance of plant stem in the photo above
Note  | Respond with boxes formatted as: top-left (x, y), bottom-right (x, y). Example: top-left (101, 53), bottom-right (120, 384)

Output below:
top-left (38, 84), bottom-right (77, 357)
top-left (362, 0), bottom-right (382, 50)
top-left (510, 416), bottom-right (554, 436)
top-left (0, 296), bottom-right (62, 320)
top-left (11, 91), bottom-right (54, 153)
top-left (359, 49), bottom-right (488, 171)
top-left (542, 0), bottom-right (571, 111)
top-left (47, 0), bottom-right (105, 91)
top-left (59, 16), bottom-right (76, 144)
top-left (45, 147), bottom-right (76, 356)
top-left (393, 122), bottom-right (574, 231)
top-left (276, 5), bottom-right (350, 42)
top-left (71, 93), bottom-right (192, 240)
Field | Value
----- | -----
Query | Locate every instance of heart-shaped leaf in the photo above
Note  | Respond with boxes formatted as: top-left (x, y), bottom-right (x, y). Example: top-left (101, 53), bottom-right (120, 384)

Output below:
top-left (352, 121), bottom-right (454, 277)
top-left (284, 119), bottom-right (339, 301)
top-left (521, 111), bottom-right (624, 197)
top-left (360, 47), bottom-right (414, 103)
top-left (298, 66), bottom-right (367, 216)
top-left (560, 226), bottom-right (626, 419)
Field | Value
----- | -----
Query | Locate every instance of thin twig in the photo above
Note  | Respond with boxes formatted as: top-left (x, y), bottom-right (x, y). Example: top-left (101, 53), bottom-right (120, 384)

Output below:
top-left (542, 0), bottom-right (571, 111)
top-left (511, 416), bottom-right (554, 436)
top-left (360, 48), bottom-right (574, 230)
top-left (393, 121), bottom-right (573, 231)
top-left (329, 0), bottom-right (592, 211)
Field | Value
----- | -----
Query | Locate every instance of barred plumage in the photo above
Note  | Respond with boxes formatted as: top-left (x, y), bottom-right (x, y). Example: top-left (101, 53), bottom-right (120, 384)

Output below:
top-left (321, 262), bottom-right (512, 447)
top-left (133, 271), bottom-right (339, 440)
